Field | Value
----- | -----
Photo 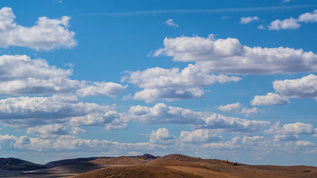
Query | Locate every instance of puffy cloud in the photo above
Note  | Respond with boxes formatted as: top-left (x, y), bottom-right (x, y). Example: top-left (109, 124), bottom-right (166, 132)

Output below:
top-left (197, 114), bottom-right (270, 132)
top-left (218, 102), bottom-right (260, 116)
top-left (149, 128), bottom-right (175, 145)
top-left (72, 127), bottom-right (86, 135)
top-left (241, 136), bottom-right (265, 146)
top-left (165, 19), bottom-right (179, 27)
top-left (0, 7), bottom-right (76, 50)
top-left (268, 9), bottom-right (317, 30)
top-left (77, 82), bottom-right (127, 97)
top-left (273, 74), bottom-right (317, 98)
top-left (0, 133), bottom-right (154, 152)
top-left (133, 88), bottom-right (205, 102)
top-left (0, 55), bottom-right (126, 97)
top-left (0, 95), bottom-right (126, 129)
top-left (129, 103), bottom-right (204, 125)
top-left (274, 134), bottom-right (298, 141)
top-left (179, 129), bottom-right (223, 144)
top-left (26, 124), bottom-right (69, 138)
top-left (240, 16), bottom-right (260, 24)
top-left (153, 35), bottom-right (317, 74)
top-left (268, 18), bottom-right (300, 30)
top-left (123, 64), bottom-right (240, 102)
top-left (0, 55), bottom-right (78, 95)
top-left (266, 122), bottom-right (317, 135)
top-left (251, 93), bottom-right (290, 105)
top-left (295, 141), bottom-right (314, 147)
top-left (298, 10), bottom-right (317, 23)
top-left (69, 111), bottom-right (126, 129)
top-left (129, 103), bottom-right (269, 132)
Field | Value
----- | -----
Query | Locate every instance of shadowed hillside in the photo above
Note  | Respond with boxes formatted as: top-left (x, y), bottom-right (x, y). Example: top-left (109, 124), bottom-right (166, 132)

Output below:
top-left (0, 158), bottom-right (45, 170)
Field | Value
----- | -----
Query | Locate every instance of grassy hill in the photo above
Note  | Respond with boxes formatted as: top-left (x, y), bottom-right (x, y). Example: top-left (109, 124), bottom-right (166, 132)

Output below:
top-left (1, 154), bottom-right (317, 178)
top-left (0, 157), bottom-right (46, 170)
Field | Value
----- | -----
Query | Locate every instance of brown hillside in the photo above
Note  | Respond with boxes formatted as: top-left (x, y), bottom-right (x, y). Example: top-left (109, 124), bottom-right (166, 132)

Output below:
top-left (91, 156), bottom-right (149, 166)
top-left (71, 165), bottom-right (202, 178)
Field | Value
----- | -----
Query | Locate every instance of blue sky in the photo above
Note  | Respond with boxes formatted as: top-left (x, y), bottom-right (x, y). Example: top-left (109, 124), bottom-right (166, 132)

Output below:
top-left (0, 0), bottom-right (317, 166)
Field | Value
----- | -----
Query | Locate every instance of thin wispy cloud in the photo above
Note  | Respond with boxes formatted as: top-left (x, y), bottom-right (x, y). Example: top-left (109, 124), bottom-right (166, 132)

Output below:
top-left (165, 19), bottom-right (179, 27)
top-left (80, 4), bottom-right (317, 16)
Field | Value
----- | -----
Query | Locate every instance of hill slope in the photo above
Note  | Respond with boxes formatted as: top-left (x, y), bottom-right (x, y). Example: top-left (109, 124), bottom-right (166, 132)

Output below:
top-left (0, 157), bottom-right (45, 170)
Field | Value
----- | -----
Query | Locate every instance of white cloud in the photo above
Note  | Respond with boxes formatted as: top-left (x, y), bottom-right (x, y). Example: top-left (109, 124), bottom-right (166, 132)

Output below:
top-left (197, 114), bottom-right (270, 132)
top-left (133, 88), bottom-right (205, 103)
top-left (268, 18), bottom-right (300, 30)
top-left (298, 10), bottom-right (317, 23)
top-left (274, 134), bottom-right (298, 141)
top-left (129, 103), bottom-right (204, 125)
top-left (149, 128), bottom-right (175, 145)
top-left (0, 55), bottom-right (126, 97)
top-left (165, 19), bottom-right (179, 27)
top-left (218, 102), bottom-right (260, 116)
top-left (26, 124), bottom-right (69, 138)
top-left (154, 35), bottom-right (317, 74)
top-left (123, 64), bottom-right (240, 102)
top-left (0, 55), bottom-right (78, 95)
top-left (240, 16), bottom-right (260, 24)
top-left (266, 122), bottom-right (317, 135)
top-left (72, 127), bottom-right (86, 135)
top-left (268, 9), bottom-right (317, 30)
top-left (258, 25), bottom-right (265, 29)
top-left (0, 95), bottom-right (126, 129)
top-left (180, 129), bottom-right (223, 144)
top-left (251, 93), bottom-right (290, 105)
top-left (77, 82), bottom-right (127, 97)
top-left (0, 7), bottom-right (76, 50)
top-left (295, 141), bottom-right (314, 147)
top-left (273, 74), bottom-right (317, 98)
top-left (129, 103), bottom-right (269, 132)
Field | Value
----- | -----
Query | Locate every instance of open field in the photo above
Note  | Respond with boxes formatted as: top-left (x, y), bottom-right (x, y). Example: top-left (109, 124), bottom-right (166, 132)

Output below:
top-left (1, 154), bottom-right (317, 178)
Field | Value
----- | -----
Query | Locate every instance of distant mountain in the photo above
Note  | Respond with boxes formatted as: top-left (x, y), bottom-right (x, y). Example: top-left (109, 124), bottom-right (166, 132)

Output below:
top-left (0, 157), bottom-right (46, 170)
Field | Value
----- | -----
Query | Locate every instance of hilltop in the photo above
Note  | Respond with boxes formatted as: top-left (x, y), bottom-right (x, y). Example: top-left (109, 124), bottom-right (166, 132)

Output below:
top-left (0, 154), bottom-right (317, 178)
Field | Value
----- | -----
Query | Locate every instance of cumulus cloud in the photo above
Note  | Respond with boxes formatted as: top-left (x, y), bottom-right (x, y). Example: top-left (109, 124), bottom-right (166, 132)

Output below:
top-left (123, 64), bottom-right (240, 102)
top-left (149, 128), bottom-right (176, 145)
top-left (240, 16), bottom-right (260, 24)
top-left (273, 74), bottom-right (317, 98)
top-left (0, 54), bottom-right (126, 97)
top-left (0, 133), bottom-right (155, 152)
top-left (153, 35), bottom-right (317, 74)
top-left (0, 55), bottom-right (79, 95)
top-left (274, 134), bottom-right (298, 142)
top-left (197, 113), bottom-right (270, 132)
top-left (77, 82), bottom-right (127, 97)
top-left (129, 103), bottom-right (204, 125)
top-left (0, 7), bottom-right (76, 50)
top-left (26, 124), bottom-right (70, 138)
top-left (218, 102), bottom-right (260, 116)
top-left (295, 141), bottom-right (314, 147)
top-left (268, 9), bottom-right (317, 30)
top-left (266, 122), bottom-right (317, 136)
top-left (0, 95), bottom-right (127, 129)
top-left (133, 88), bottom-right (205, 102)
top-left (179, 129), bottom-right (223, 144)
top-left (268, 18), bottom-right (300, 30)
top-left (251, 93), bottom-right (290, 105)
top-left (165, 19), bottom-right (179, 27)
top-left (129, 103), bottom-right (269, 132)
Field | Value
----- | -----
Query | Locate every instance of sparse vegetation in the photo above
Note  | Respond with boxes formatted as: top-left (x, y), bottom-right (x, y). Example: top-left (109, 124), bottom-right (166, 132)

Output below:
top-left (0, 157), bottom-right (46, 170)
top-left (221, 160), bottom-right (238, 166)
